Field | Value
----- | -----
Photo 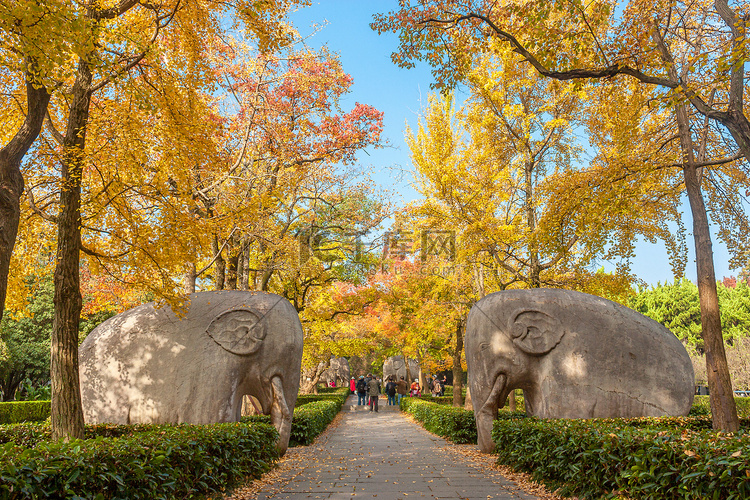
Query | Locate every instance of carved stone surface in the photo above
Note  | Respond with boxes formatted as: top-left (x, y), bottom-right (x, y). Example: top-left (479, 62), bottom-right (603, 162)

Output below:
top-left (79, 291), bottom-right (303, 455)
top-left (383, 355), bottom-right (419, 382)
top-left (322, 356), bottom-right (350, 386)
top-left (466, 289), bottom-right (695, 453)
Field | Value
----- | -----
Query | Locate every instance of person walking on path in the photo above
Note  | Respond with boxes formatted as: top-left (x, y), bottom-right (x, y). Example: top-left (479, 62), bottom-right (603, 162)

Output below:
top-left (385, 376), bottom-right (398, 406)
top-left (396, 375), bottom-right (408, 405)
top-left (349, 377), bottom-right (356, 394)
top-left (355, 376), bottom-right (367, 405)
top-left (367, 374), bottom-right (381, 412)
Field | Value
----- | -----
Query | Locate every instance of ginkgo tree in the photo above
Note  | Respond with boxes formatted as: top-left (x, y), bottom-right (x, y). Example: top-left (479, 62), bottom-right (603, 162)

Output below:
top-left (8, 0), bottom-right (310, 441)
top-left (0, 1), bottom-right (82, 323)
top-left (407, 57), bottom-right (636, 295)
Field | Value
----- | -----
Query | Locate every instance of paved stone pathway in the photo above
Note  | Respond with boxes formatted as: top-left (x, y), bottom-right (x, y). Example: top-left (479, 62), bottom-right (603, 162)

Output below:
top-left (253, 395), bottom-right (539, 500)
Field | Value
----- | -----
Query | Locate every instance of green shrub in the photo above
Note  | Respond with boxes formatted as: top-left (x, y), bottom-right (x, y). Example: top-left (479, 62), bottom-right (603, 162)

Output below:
top-left (691, 395), bottom-right (750, 418)
top-left (492, 417), bottom-right (750, 500)
top-left (239, 395), bottom-right (345, 448)
top-left (289, 399), bottom-right (342, 447)
top-left (295, 393), bottom-right (347, 407)
top-left (314, 386), bottom-right (344, 394)
top-left (737, 396), bottom-right (750, 417)
top-left (0, 421), bottom-right (279, 499)
top-left (412, 395), bottom-right (453, 405)
top-left (0, 401), bottom-right (50, 424)
top-left (400, 398), bottom-right (478, 444)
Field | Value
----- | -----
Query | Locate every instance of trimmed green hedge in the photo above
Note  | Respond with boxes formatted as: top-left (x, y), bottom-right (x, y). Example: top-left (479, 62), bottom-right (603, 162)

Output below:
top-left (295, 393), bottom-right (347, 407)
top-left (0, 401), bottom-right (50, 424)
top-left (493, 417), bottom-right (750, 500)
top-left (412, 395), bottom-right (453, 405)
top-left (400, 398), bottom-right (479, 444)
top-left (289, 400), bottom-right (342, 446)
top-left (242, 388), bottom-right (348, 447)
top-left (0, 421), bottom-right (279, 499)
top-left (692, 395), bottom-right (750, 418)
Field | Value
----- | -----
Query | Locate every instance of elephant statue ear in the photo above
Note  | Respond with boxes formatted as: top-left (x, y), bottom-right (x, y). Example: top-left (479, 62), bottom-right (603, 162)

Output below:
top-left (206, 308), bottom-right (267, 356)
top-left (509, 309), bottom-right (565, 355)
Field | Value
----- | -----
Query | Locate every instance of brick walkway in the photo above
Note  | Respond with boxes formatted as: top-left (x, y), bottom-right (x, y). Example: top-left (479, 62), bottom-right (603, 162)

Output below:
top-left (253, 395), bottom-right (539, 500)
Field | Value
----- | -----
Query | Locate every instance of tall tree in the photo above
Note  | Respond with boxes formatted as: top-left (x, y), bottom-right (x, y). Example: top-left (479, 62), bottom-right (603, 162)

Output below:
top-left (407, 65), bottom-right (635, 293)
top-left (0, 1), bottom-right (76, 321)
top-left (14, 0), bottom-right (308, 442)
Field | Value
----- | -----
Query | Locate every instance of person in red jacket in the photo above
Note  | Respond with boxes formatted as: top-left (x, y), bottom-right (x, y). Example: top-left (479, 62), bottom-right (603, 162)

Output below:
top-left (349, 377), bottom-right (356, 394)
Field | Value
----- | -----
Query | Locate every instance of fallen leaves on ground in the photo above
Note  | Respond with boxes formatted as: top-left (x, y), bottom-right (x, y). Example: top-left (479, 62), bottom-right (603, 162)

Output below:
top-left (401, 413), bottom-right (574, 500)
top-left (222, 411), bottom-right (347, 499)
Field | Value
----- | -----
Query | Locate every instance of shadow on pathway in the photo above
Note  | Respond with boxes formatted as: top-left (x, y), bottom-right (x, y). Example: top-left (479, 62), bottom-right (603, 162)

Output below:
top-left (249, 394), bottom-right (539, 500)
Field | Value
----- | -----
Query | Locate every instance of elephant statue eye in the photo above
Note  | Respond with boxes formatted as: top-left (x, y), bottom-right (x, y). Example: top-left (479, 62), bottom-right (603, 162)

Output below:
top-left (207, 309), bottom-right (267, 355)
top-left (509, 309), bottom-right (565, 355)
top-left (479, 342), bottom-right (491, 351)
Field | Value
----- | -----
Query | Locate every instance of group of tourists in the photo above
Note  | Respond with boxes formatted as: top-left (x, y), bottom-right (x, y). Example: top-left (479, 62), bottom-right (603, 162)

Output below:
top-left (347, 372), bottom-right (448, 412)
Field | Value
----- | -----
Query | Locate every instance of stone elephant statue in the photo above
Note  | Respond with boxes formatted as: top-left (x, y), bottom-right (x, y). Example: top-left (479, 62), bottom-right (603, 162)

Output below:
top-left (383, 355), bottom-right (419, 382)
top-left (79, 291), bottom-right (303, 455)
top-left (466, 289), bottom-right (694, 453)
top-left (322, 356), bottom-right (350, 386)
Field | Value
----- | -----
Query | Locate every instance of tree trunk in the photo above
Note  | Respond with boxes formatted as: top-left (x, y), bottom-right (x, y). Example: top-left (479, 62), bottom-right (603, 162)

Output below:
top-left (714, 0), bottom-right (750, 165)
top-left (674, 103), bottom-right (739, 432)
top-left (260, 267), bottom-right (273, 291)
top-left (417, 352), bottom-right (428, 395)
top-left (653, 29), bottom-right (740, 432)
top-left (300, 359), bottom-right (329, 395)
top-left (183, 262), bottom-right (196, 294)
top-left (240, 239), bottom-right (250, 290)
top-left (225, 239), bottom-right (239, 290)
top-left (212, 236), bottom-right (225, 290)
top-left (236, 245), bottom-right (245, 290)
top-left (452, 319), bottom-right (464, 407)
top-left (718, 111), bottom-right (750, 167)
top-left (0, 65), bottom-right (51, 322)
top-left (1, 371), bottom-right (25, 402)
top-left (404, 354), bottom-right (412, 384)
top-left (51, 58), bottom-right (93, 441)
top-left (464, 386), bottom-right (473, 410)
top-left (524, 160), bottom-right (540, 287)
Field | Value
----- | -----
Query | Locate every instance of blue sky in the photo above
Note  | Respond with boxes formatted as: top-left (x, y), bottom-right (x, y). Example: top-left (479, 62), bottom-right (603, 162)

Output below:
top-left (289, 1), bottom-right (735, 286)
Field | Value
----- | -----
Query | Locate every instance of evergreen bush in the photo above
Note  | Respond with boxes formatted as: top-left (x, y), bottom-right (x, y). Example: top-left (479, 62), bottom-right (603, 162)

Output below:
top-left (493, 417), bottom-right (750, 500)
top-left (0, 422), bottom-right (279, 499)
top-left (400, 398), bottom-right (480, 444)
top-left (0, 401), bottom-right (50, 424)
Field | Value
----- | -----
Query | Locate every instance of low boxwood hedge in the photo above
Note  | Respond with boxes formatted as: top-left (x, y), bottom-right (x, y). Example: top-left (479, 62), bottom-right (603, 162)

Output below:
top-left (412, 395), bottom-right (453, 405)
top-left (0, 389), bottom-right (350, 499)
top-left (241, 390), bottom-right (347, 447)
top-left (295, 393), bottom-right (347, 407)
top-left (400, 398), bottom-right (480, 444)
top-left (493, 417), bottom-right (750, 500)
top-left (692, 395), bottom-right (750, 418)
top-left (0, 421), bottom-right (279, 499)
top-left (289, 399), bottom-right (343, 446)
top-left (0, 401), bottom-right (51, 425)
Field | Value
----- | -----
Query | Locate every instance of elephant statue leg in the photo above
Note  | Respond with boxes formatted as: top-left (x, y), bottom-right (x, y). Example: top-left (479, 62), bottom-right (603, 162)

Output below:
top-left (476, 373), bottom-right (509, 453)
top-left (270, 375), bottom-right (292, 455)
